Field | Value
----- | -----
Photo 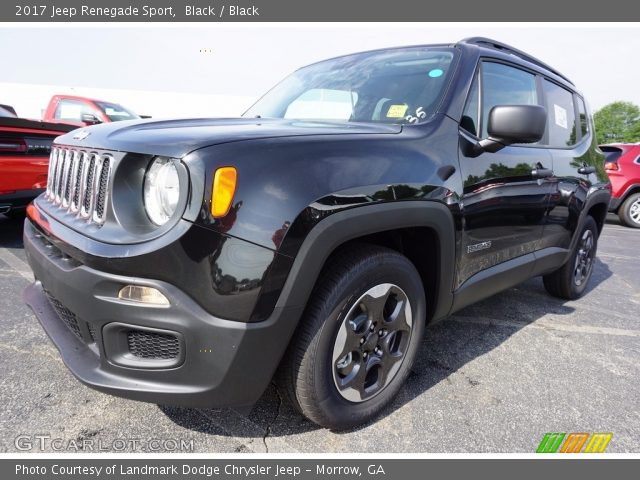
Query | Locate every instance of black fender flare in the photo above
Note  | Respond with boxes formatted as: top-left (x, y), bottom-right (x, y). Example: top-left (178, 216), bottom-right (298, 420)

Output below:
top-left (274, 200), bottom-right (456, 323)
top-left (571, 186), bottom-right (611, 252)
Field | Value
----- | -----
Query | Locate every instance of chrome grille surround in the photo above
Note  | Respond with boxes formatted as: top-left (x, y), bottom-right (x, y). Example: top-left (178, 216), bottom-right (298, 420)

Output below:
top-left (45, 146), bottom-right (112, 225)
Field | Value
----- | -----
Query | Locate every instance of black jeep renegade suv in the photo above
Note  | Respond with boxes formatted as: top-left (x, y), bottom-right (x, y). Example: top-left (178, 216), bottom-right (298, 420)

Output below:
top-left (23, 38), bottom-right (610, 429)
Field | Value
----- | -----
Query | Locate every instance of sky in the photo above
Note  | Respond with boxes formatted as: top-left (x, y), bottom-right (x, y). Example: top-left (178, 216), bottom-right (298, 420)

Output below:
top-left (0, 24), bottom-right (638, 118)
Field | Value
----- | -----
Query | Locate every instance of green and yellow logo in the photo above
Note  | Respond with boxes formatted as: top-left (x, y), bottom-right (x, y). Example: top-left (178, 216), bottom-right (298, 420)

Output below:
top-left (536, 432), bottom-right (612, 453)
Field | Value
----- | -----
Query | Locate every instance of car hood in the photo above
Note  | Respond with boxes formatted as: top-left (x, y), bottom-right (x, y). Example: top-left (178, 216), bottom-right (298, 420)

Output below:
top-left (53, 117), bottom-right (403, 158)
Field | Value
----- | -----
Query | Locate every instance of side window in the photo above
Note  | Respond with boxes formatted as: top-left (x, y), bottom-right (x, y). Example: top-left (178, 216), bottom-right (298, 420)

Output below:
top-left (481, 62), bottom-right (537, 138)
top-left (577, 96), bottom-right (589, 138)
top-left (461, 75), bottom-right (480, 136)
top-left (55, 99), bottom-right (98, 122)
top-left (284, 89), bottom-right (357, 121)
top-left (543, 80), bottom-right (577, 147)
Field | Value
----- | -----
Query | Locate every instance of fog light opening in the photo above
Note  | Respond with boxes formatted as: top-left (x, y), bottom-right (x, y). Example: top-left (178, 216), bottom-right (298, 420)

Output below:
top-left (118, 285), bottom-right (170, 306)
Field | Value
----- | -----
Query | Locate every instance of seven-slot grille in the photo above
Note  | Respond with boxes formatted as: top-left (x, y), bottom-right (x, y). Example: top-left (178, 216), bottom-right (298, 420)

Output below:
top-left (45, 146), bottom-right (112, 225)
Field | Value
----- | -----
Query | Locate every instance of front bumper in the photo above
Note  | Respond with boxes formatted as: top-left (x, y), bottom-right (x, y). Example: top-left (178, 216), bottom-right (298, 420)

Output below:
top-left (0, 188), bottom-right (43, 214)
top-left (23, 218), bottom-right (302, 408)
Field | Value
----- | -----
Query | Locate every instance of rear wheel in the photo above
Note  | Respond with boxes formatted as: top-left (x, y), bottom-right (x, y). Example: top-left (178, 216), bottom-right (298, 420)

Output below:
top-left (543, 216), bottom-right (598, 300)
top-left (618, 192), bottom-right (640, 228)
top-left (277, 245), bottom-right (426, 429)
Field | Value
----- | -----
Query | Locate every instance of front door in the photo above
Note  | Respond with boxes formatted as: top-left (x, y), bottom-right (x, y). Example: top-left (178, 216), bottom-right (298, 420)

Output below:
top-left (457, 60), bottom-right (552, 287)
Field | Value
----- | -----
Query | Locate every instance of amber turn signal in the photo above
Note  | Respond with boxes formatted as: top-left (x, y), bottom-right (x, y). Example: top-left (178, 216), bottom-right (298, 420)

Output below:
top-left (604, 161), bottom-right (619, 171)
top-left (211, 166), bottom-right (237, 218)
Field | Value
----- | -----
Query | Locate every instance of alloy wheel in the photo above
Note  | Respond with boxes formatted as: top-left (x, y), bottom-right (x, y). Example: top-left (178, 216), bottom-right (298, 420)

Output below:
top-left (331, 283), bottom-right (413, 403)
top-left (573, 229), bottom-right (595, 286)
top-left (629, 197), bottom-right (640, 225)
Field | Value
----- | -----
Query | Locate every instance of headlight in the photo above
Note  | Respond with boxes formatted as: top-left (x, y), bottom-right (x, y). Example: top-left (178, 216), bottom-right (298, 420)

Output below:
top-left (143, 157), bottom-right (180, 226)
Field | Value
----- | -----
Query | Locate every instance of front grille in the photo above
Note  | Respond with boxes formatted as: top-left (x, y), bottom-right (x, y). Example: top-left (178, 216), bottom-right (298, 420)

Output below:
top-left (127, 331), bottom-right (180, 360)
top-left (43, 290), bottom-right (83, 341)
top-left (95, 158), bottom-right (110, 219)
top-left (45, 146), bottom-right (112, 225)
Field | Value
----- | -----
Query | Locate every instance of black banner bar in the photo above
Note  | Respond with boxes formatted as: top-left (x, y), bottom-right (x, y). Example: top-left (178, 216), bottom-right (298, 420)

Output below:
top-left (4, 459), bottom-right (639, 480)
top-left (3, 0), bottom-right (640, 22)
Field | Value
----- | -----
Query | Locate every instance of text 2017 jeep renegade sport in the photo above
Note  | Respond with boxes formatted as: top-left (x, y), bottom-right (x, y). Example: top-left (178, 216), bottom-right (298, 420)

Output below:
top-left (23, 38), bottom-right (610, 429)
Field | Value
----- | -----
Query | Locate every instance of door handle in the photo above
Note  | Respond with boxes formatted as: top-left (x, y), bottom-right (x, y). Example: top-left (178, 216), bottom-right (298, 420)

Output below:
top-left (531, 168), bottom-right (553, 178)
top-left (578, 166), bottom-right (596, 175)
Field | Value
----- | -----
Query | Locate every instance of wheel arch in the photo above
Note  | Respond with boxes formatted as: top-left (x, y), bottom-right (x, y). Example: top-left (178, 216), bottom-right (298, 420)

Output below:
top-left (621, 183), bottom-right (640, 201)
top-left (570, 186), bottom-right (611, 251)
top-left (274, 201), bottom-right (456, 326)
top-left (611, 184), bottom-right (640, 212)
top-left (587, 201), bottom-right (608, 234)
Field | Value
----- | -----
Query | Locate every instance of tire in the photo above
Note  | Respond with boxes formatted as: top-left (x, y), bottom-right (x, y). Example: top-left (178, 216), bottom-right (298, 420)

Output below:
top-left (277, 244), bottom-right (426, 430)
top-left (543, 216), bottom-right (598, 300)
top-left (618, 192), bottom-right (640, 228)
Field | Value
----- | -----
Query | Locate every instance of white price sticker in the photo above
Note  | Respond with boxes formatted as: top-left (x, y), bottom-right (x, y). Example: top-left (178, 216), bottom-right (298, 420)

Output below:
top-left (554, 104), bottom-right (568, 129)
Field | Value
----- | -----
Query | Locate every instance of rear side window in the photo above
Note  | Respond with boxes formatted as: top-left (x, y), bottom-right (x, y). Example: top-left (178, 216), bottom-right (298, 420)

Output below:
top-left (481, 62), bottom-right (538, 138)
top-left (600, 146), bottom-right (623, 163)
top-left (577, 96), bottom-right (589, 138)
top-left (543, 80), bottom-right (577, 147)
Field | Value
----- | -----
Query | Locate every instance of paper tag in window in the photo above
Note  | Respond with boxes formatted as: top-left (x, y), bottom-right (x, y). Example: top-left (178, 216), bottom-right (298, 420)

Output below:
top-left (554, 104), bottom-right (568, 129)
top-left (386, 104), bottom-right (408, 118)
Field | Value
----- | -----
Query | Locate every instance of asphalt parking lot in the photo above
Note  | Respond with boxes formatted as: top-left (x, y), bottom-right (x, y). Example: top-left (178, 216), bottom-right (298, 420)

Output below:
top-left (0, 213), bottom-right (638, 453)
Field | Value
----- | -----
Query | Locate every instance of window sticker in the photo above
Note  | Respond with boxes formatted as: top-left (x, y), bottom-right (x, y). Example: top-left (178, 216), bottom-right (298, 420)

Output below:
top-left (429, 68), bottom-right (444, 78)
top-left (554, 104), bottom-right (568, 129)
top-left (386, 104), bottom-right (408, 118)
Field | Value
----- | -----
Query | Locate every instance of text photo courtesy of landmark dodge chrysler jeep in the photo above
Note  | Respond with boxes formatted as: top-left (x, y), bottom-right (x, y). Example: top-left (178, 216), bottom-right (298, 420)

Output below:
top-left (23, 38), bottom-right (610, 429)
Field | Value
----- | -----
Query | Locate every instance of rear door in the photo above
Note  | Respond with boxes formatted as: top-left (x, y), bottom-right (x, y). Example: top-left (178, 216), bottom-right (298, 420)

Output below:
top-left (457, 60), bottom-right (553, 286)
top-left (540, 83), bottom-right (601, 252)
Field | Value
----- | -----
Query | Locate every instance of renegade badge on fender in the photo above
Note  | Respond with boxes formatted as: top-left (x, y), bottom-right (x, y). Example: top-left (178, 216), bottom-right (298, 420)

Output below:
top-left (23, 38), bottom-right (610, 429)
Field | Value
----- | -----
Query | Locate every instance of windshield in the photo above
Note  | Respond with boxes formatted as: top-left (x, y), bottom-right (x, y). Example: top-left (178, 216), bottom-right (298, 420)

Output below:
top-left (244, 47), bottom-right (455, 125)
top-left (95, 101), bottom-right (140, 122)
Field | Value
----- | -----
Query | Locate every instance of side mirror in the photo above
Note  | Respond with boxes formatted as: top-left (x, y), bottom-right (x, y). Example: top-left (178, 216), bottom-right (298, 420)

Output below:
top-left (488, 104), bottom-right (546, 144)
top-left (81, 113), bottom-right (102, 125)
top-left (461, 104), bottom-right (546, 157)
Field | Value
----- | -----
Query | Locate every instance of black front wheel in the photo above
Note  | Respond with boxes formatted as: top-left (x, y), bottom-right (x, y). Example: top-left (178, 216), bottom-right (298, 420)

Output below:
top-left (277, 244), bottom-right (426, 429)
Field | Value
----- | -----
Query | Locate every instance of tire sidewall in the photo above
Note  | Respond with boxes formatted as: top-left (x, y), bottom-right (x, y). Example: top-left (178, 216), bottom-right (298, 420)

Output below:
top-left (310, 254), bottom-right (426, 428)
top-left (622, 193), bottom-right (640, 228)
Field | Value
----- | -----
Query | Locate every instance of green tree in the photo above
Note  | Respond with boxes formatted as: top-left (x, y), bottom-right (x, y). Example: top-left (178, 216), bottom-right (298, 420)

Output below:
top-left (628, 117), bottom-right (640, 142)
top-left (593, 101), bottom-right (640, 144)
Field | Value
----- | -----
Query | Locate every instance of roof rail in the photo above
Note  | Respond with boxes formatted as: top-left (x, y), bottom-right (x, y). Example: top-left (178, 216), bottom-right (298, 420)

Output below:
top-left (458, 37), bottom-right (574, 86)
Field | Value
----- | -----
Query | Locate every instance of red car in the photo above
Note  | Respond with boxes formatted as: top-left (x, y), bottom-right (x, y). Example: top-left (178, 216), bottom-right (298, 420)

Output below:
top-left (0, 107), bottom-right (76, 218)
top-left (42, 94), bottom-right (141, 127)
top-left (602, 143), bottom-right (640, 228)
